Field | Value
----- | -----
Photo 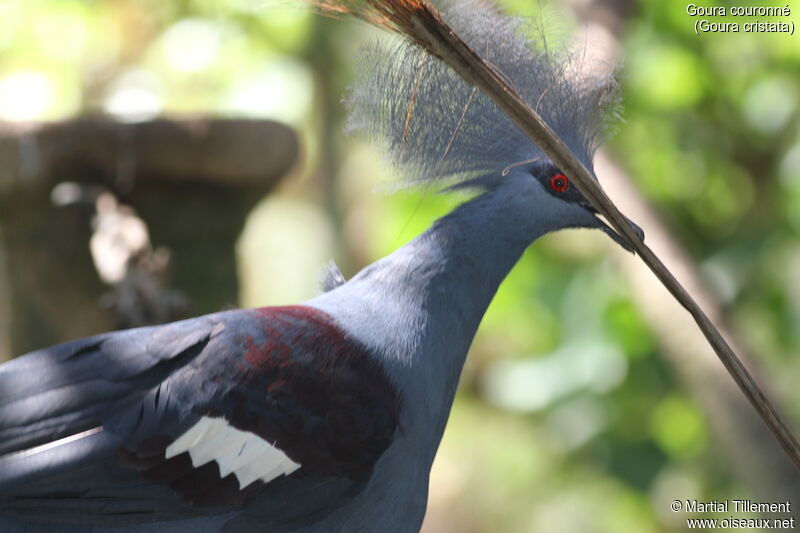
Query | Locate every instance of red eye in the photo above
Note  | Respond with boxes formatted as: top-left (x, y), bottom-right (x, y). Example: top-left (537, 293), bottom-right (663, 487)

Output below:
top-left (550, 173), bottom-right (569, 192)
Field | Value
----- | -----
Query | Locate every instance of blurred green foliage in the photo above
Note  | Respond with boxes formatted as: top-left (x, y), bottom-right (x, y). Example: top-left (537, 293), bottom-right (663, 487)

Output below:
top-left (1, 0), bottom-right (798, 531)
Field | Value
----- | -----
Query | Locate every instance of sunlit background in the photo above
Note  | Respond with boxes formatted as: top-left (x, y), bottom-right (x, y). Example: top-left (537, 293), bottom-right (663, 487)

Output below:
top-left (1, 0), bottom-right (799, 531)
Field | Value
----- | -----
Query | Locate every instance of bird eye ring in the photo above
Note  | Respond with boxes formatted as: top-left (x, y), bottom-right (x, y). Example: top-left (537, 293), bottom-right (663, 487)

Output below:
top-left (550, 174), bottom-right (569, 192)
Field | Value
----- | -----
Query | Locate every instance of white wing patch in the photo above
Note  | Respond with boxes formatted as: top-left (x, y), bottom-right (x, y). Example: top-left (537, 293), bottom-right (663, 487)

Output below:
top-left (165, 416), bottom-right (301, 489)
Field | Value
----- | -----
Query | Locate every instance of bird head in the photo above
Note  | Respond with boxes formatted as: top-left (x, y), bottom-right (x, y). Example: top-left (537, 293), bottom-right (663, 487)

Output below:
top-left (346, 1), bottom-right (641, 250)
top-left (501, 159), bottom-right (644, 252)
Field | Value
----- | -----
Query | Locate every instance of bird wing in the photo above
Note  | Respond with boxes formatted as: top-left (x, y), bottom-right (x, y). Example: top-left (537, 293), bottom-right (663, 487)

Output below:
top-left (0, 305), bottom-right (401, 530)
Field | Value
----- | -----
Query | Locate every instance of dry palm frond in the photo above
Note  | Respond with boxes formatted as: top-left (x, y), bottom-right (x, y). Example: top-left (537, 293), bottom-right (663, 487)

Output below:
top-left (311, 0), bottom-right (800, 472)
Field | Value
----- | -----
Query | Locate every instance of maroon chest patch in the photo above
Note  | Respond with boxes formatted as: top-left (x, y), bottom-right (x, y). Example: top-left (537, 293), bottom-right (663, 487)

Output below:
top-left (244, 306), bottom-right (353, 372)
top-left (229, 305), bottom-right (402, 480)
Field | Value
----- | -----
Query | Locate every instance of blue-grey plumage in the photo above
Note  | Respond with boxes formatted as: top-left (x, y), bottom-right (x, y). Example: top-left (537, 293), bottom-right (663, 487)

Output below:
top-left (0, 167), bottom-right (639, 532)
top-left (0, 1), bottom-right (644, 531)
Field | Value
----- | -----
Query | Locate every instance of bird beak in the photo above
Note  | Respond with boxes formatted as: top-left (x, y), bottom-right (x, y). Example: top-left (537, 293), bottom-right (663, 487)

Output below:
top-left (582, 203), bottom-right (645, 253)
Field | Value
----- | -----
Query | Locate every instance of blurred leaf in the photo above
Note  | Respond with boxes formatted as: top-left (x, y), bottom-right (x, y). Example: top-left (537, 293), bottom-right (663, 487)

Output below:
top-left (650, 395), bottom-right (709, 460)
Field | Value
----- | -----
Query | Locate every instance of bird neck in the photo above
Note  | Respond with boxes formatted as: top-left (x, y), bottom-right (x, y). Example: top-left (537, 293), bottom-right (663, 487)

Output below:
top-left (309, 180), bottom-right (547, 460)
top-left (407, 191), bottom-right (535, 375)
top-left (364, 183), bottom-right (545, 445)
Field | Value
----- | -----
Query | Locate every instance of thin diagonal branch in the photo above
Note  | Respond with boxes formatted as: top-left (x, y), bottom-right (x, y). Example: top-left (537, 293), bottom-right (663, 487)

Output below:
top-left (311, 0), bottom-right (800, 472)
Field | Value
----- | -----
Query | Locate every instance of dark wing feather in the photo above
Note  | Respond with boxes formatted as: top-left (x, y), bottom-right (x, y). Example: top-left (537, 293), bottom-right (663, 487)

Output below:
top-left (0, 306), bottom-right (401, 531)
top-left (0, 315), bottom-right (224, 527)
top-left (104, 306), bottom-right (401, 530)
top-left (0, 319), bottom-right (220, 459)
